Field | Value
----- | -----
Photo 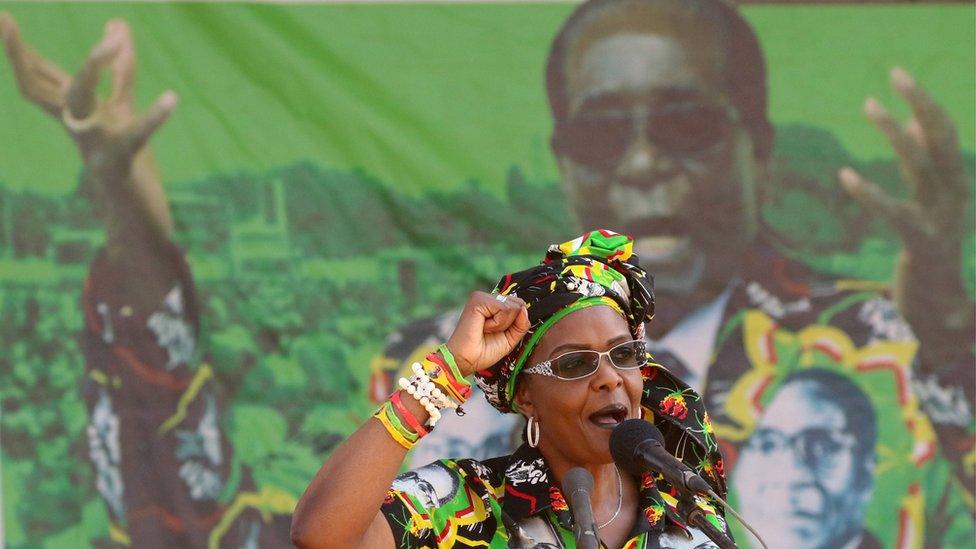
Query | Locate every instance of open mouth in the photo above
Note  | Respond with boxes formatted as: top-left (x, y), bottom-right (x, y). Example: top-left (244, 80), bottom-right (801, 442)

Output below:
top-left (588, 403), bottom-right (629, 430)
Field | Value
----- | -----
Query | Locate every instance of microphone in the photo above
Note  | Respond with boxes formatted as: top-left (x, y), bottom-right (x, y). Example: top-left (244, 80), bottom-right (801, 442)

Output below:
top-left (610, 419), bottom-right (712, 495)
top-left (611, 419), bottom-right (769, 549)
top-left (561, 467), bottom-right (600, 549)
top-left (611, 419), bottom-right (740, 549)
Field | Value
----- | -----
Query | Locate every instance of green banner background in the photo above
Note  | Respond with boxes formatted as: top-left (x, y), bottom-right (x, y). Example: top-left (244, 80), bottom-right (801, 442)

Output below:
top-left (1, 3), bottom-right (974, 197)
top-left (0, 3), bottom-right (973, 548)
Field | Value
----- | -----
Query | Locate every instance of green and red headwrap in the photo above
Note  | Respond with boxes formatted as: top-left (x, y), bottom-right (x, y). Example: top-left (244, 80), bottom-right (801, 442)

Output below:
top-left (474, 229), bottom-right (655, 413)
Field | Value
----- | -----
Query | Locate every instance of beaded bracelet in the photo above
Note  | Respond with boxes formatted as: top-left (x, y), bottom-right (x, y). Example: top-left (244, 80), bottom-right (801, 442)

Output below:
top-left (419, 362), bottom-right (459, 406)
top-left (398, 365), bottom-right (457, 427)
top-left (376, 345), bottom-right (475, 448)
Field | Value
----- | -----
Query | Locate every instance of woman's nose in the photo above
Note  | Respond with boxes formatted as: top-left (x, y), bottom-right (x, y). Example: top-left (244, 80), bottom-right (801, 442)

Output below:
top-left (591, 354), bottom-right (624, 391)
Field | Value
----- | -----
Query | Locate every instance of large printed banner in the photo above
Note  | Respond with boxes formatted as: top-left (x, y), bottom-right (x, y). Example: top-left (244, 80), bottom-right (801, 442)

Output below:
top-left (0, 2), bottom-right (973, 548)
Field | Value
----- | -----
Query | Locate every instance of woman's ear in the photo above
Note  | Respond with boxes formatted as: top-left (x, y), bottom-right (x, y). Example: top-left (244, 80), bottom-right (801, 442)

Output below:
top-left (513, 378), bottom-right (536, 418)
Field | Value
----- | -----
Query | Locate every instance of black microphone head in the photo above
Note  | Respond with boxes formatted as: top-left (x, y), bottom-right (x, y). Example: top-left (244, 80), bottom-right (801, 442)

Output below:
top-left (610, 418), bottom-right (664, 475)
top-left (562, 466), bottom-right (594, 495)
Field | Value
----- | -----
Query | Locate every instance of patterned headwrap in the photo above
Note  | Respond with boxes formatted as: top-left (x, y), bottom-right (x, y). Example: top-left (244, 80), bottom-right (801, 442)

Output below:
top-left (475, 229), bottom-right (655, 413)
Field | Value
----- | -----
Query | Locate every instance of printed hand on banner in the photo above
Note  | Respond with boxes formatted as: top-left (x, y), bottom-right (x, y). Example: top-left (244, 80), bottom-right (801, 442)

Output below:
top-left (0, 14), bottom-right (175, 242)
top-left (838, 67), bottom-right (974, 364)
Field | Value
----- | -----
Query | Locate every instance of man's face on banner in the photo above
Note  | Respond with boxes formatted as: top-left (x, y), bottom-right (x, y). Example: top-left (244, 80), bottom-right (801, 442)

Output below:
top-left (552, 6), bottom-right (760, 300)
top-left (731, 379), bottom-right (875, 549)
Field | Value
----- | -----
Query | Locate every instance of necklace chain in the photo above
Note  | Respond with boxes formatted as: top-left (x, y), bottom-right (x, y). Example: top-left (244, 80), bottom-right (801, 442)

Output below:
top-left (597, 465), bottom-right (623, 530)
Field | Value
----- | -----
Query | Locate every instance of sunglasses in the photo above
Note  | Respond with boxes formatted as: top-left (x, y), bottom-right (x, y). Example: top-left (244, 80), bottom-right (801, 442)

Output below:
top-left (551, 102), bottom-right (738, 168)
top-left (522, 339), bottom-right (648, 380)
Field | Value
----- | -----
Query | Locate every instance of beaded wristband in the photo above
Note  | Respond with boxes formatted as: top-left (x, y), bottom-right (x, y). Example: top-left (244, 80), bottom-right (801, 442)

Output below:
top-left (399, 366), bottom-right (454, 426)
top-left (419, 362), bottom-right (458, 405)
top-left (373, 401), bottom-right (418, 449)
top-left (389, 345), bottom-right (474, 432)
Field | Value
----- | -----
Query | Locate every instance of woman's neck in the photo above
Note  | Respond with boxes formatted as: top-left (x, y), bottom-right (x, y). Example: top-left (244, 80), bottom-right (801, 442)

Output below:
top-left (544, 450), bottom-right (641, 548)
top-left (543, 451), bottom-right (626, 521)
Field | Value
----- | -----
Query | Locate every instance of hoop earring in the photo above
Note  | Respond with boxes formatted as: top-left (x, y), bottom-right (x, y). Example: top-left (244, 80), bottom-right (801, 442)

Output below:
top-left (526, 416), bottom-right (540, 448)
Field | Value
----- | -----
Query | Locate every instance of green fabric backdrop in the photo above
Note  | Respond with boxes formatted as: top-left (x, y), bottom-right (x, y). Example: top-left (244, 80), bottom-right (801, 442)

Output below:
top-left (0, 3), bottom-right (973, 548)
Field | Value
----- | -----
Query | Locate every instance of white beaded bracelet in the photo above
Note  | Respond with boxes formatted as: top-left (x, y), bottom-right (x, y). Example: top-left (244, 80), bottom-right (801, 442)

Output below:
top-left (398, 364), bottom-right (462, 427)
top-left (409, 363), bottom-right (458, 410)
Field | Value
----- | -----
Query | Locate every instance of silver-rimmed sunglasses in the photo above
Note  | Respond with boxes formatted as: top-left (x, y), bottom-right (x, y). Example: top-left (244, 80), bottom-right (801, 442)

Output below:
top-left (522, 339), bottom-right (647, 380)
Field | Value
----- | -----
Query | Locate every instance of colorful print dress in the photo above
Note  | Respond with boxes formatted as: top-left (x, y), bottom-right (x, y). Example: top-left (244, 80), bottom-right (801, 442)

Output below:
top-left (381, 362), bottom-right (732, 548)
top-left (381, 444), bottom-right (729, 549)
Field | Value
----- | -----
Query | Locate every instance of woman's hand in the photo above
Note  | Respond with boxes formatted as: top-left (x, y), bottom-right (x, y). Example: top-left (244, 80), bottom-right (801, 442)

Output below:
top-left (445, 291), bottom-right (529, 377)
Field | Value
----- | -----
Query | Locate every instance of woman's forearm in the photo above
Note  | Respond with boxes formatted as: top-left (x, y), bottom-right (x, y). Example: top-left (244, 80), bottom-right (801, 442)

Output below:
top-left (293, 293), bottom-right (527, 548)
top-left (291, 391), bottom-right (431, 549)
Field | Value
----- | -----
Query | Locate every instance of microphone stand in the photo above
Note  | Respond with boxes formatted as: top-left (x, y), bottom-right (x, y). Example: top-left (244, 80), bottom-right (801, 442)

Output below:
top-left (500, 509), bottom-right (542, 549)
top-left (676, 491), bottom-right (737, 549)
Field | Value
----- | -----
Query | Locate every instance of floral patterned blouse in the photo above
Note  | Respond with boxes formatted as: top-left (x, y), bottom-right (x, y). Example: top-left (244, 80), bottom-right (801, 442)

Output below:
top-left (380, 362), bottom-right (731, 548)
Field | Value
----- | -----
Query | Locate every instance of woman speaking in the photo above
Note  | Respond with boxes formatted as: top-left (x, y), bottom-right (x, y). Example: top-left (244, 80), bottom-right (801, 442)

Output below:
top-left (291, 230), bottom-right (730, 548)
